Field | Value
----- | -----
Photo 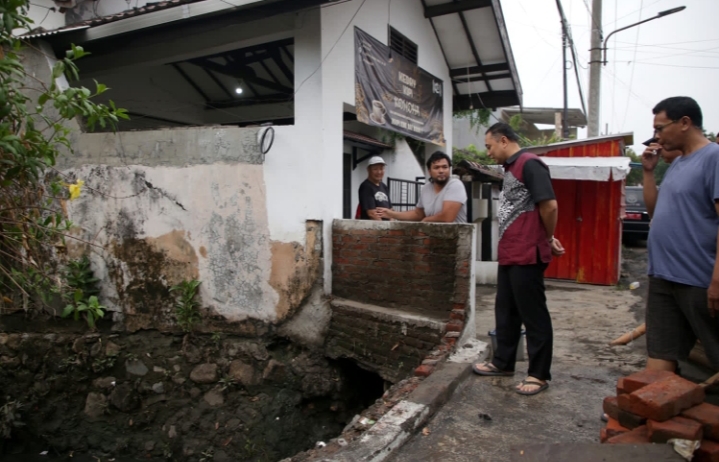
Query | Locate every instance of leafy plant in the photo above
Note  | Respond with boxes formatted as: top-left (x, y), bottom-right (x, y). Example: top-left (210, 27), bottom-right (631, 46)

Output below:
top-left (0, 398), bottom-right (24, 439)
top-left (62, 293), bottom-right (105, 328)
top-left (454, 108), bottom-right (492, 134)
top-left (65, 255), bottom-right (100, 300)
top-left (452, 144), bottom-right (494, 165)
top-left (0, 4), bottom-right (127, 314)
top-left (378, 128), bottom-right (405, 146)
top-left (169, 280), bottom-right (202, 332)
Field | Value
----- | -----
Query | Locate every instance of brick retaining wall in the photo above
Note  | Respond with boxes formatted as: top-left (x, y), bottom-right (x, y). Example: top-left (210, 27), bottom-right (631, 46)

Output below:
top-left (332, 220), bottom-right (473, 315)
top-left (329, 220), bottom-right (476, 382)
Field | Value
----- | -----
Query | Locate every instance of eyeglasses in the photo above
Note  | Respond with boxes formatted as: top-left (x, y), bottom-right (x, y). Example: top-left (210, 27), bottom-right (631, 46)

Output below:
top-left (653, 120), bottom-right (677, 135)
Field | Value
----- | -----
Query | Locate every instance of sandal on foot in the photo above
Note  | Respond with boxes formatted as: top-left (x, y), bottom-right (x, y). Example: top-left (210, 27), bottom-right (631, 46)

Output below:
top-left (472, 362), bottom-right (514, 376)
top-left (515, 379), bottom-right (549, 396)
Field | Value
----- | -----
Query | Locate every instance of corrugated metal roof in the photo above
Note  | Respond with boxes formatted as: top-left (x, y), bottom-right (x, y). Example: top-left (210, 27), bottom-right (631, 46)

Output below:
top-left (21, 0), bottom-right (207, 39)
top-left (525, 133), bottom-right (635, 156)
top-left (454, 159), bottom-right (504, 182)
top-left (425, 0), bottom-right (522, 110)
top-left (343, 131), bottom-right (393, 150)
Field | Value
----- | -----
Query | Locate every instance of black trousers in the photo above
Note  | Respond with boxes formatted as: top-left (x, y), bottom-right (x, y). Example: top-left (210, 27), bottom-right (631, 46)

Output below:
top-left (492, 261), bottom-right (553, 381)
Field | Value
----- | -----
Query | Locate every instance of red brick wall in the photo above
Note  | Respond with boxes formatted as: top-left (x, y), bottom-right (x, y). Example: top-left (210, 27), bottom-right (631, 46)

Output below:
top-left (332, 220), bottom-right (473, 315)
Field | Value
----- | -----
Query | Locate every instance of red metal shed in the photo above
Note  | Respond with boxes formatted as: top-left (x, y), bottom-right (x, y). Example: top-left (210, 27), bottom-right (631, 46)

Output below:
top-left (525, 134), bottom-right (634, 286)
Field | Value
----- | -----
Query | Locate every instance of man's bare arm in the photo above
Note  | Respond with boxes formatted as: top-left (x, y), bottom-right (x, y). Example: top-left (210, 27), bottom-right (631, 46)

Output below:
top-left (642, 143), bottom-right (661, 218)
top-left (538, 199), bottom-right (558, 239)
top-left (377, 207), bottom-right (425, 221)
top-left (421, 201), bottom-right (462, 223)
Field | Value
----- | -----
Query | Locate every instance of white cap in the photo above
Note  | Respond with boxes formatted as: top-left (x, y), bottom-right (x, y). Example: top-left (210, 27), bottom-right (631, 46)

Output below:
top-left (368, 156), bottom-right (386, 166)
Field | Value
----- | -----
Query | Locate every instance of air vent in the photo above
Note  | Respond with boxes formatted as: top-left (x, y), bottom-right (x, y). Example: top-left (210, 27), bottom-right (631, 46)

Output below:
top-left (389, 27), bottom-right (418, 65)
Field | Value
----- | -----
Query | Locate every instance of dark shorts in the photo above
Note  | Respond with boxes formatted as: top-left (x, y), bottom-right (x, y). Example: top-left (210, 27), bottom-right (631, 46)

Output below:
top-left (646, 276), bottom-right (719, 369)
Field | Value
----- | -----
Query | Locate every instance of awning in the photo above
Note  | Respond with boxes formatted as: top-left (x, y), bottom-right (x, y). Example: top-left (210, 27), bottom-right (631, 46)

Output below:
top-left (541, 157), bottom-right (631, 182)
top-left (424, 0), bottom-right (522, 110)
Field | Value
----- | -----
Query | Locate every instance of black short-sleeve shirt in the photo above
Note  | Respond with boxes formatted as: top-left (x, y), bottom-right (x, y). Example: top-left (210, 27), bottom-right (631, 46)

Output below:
top-left (358, 179), bottom-right (391, 220)
top-left (523, 159), bottom-right (556, 204)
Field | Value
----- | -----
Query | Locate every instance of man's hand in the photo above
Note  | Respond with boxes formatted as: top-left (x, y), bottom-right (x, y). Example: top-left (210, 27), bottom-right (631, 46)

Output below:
top-left (642, 143), bottom-right (661, 172)
top-left (708, 279), bottom-right (719, 318)
top-left (551, 238), bottom-right (565, 257)
top-left (376, 207), bottom-right (394, 220)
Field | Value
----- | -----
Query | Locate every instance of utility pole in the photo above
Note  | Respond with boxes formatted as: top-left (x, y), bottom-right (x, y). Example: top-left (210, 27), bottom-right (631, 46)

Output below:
top-left (587, 0), bottom-right (602, 138)
top-left (561, 14), bottom-right (569, 139)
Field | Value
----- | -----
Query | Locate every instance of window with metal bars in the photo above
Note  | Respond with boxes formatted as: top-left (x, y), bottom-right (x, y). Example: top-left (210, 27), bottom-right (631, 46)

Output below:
top-left (388, 27), bottom-right (418, 65)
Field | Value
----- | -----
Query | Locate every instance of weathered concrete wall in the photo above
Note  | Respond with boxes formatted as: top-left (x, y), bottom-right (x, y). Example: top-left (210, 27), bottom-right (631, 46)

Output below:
top-left (60, 132), bottom-right (323, 330)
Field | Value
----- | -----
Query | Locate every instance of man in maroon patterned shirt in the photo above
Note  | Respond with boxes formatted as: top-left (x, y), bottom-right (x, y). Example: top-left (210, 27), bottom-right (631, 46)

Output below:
top-left (472, 123), bottom-right (565, 396)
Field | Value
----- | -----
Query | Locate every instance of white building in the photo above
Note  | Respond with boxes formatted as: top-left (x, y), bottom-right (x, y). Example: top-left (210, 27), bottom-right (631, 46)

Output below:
top-left (22, 0), bottom-right (522, 330)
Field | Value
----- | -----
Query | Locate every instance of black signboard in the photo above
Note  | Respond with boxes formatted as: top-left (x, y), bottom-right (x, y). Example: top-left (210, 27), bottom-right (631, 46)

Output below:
top-left (355, 27), bottom-right (445, 146)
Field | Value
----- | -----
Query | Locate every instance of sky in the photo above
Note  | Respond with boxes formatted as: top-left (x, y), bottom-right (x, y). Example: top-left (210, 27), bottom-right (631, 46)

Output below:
top-left (500, 0), bottom-right (719, 153)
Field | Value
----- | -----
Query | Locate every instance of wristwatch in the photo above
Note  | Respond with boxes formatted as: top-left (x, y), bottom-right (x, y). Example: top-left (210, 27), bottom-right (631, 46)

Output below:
top-left (548, 236), bottom-right (555, 243)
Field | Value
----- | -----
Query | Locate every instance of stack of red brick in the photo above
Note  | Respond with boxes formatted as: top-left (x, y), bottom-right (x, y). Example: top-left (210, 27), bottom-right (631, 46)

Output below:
top-left (601, 370), bottom-right (719, 461)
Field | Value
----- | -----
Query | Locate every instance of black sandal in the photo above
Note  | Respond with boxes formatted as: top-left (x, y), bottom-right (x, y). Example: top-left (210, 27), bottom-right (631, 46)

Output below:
top-left (472, 362), bottom-right (514, 376)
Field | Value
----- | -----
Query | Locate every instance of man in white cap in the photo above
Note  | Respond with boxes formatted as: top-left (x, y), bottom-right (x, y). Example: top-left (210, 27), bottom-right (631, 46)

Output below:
top-left (358, 156), bottom-right (392, 220)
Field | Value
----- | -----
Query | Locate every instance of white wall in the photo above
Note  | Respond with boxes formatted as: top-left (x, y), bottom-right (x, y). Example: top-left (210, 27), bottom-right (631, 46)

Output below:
top-left (24, 0), bottom-right (65, 31)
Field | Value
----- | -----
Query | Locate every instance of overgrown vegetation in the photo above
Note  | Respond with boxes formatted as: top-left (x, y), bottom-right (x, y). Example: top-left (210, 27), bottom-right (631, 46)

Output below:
top-left (170, 279), bottom-right (202, 332)
top-left (61, 292), bottom-right (105, 328)
top-left (0, 2), bottom-right (127, 314)
top-left (0, 398), bottom-right (23, 439)
top-left (453, 108), bottom-right (492, 134)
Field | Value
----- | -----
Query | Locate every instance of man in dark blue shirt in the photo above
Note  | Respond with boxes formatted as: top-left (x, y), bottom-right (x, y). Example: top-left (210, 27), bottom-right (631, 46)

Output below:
top-left (642, 96), bottom-right (719, 373)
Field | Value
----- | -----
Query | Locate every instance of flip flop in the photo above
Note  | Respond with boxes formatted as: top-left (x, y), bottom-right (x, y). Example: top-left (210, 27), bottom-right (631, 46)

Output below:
top-left (515, 379), bottom-right (549, 396)
top-left (472, 362), bottom-right (514, 376)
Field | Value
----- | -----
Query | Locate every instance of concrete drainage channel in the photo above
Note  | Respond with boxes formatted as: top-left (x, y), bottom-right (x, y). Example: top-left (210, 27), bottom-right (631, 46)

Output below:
top-left (287, 339), bottom-right (488, 462)
top-left (0, 327), bottom-right (486, 462)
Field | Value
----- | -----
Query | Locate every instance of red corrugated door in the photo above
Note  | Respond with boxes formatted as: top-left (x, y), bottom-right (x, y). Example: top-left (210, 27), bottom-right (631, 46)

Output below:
top-left (546, 179), bottom-right (623, 285)
top-left (545, 180), bottom-right (580, 280)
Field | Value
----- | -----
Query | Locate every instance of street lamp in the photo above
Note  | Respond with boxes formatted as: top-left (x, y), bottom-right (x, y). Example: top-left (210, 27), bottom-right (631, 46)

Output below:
top-left (602, 6), bottom-right (686, 65)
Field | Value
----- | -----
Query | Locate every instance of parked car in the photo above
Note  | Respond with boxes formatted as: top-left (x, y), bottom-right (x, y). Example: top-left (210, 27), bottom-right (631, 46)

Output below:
top-left (623, 186), bottom-right (650, 241)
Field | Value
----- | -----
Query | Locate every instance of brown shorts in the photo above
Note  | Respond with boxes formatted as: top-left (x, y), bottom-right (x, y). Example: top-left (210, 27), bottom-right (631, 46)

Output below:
top-left (646, 276), bottom-right (719, 369)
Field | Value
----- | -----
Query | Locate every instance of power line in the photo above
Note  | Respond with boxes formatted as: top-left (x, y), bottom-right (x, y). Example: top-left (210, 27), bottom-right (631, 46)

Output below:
top-left (294, 0), bottom-right (368, 98)
top-left (604, 0), bottom-right (662, 29)
top-left (620, 0), bottom-right (642, 131)
top-left (632, 62), bottom-right (719, 70)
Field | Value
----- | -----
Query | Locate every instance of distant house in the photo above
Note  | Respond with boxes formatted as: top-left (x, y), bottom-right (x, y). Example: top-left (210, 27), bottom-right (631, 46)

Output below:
top-left (454, 106), bottom-right (587, 149)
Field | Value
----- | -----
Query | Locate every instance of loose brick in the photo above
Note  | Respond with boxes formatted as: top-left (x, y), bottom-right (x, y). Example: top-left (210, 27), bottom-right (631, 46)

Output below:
top-left (682, 402), bottom-right (719, 441)
top-left (606, 425), bottom-right (649, 444)
top-left (599, 428), bottom-right (610, 443)
top-left (446, 320), bottom-right (463, 332)
top-left (604, 418), bottom-right (630, 440)
top-left (603, 396), bottom-right (620, 421)
top-left (695, 440), bottom-right (719, 462)
top-left (647, 416), bottom-right (703, 443)
top-left (414, 364), bottom-right (434, 377)
top-left (619, 374), bottom-right (705, 422)
top-left (617, 409), bottom-right (647, 430)
top-left (617, 369), bottom-right (676, 395)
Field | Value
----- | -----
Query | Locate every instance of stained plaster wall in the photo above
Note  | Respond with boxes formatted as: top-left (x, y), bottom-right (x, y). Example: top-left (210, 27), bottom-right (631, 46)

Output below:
top-left (58, 128), bottom-right (323, 333)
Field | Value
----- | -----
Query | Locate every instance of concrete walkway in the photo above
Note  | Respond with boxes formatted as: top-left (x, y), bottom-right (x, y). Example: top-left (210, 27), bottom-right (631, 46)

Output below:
top-left (390, 279), bottom-right (654, 461)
